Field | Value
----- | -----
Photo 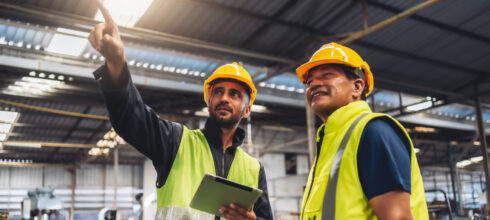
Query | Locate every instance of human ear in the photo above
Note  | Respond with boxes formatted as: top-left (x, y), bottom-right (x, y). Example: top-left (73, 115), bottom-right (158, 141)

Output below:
top-left (352, 79), bottom-right (365, 100)
top-left (242, 104), bottom-right (251, 118)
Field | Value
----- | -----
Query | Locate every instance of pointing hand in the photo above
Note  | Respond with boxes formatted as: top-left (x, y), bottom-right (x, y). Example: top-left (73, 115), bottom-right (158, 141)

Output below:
top-left (89, 0), bottom-right (126, 78)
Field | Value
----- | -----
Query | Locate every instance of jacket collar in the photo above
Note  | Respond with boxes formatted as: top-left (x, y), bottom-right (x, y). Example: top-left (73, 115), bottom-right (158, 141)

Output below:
top-left (317, 101), bottom-right (372, 137)
top-left (201, 117), bottom-right (245, 151)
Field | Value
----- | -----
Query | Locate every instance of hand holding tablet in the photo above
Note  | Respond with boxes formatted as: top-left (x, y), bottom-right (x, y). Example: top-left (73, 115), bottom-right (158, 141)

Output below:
top-left (190, 173), bottom-right (263, 217)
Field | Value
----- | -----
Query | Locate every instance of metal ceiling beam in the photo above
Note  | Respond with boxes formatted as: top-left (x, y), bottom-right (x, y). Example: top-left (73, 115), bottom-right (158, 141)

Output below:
top-left (46, 106), bottom-right (92, 162)
top-left (182, 0), bottom-right (318, 34)
top-left (375, 76), bottom-right (467, 99)
top-left (255, 1), bottom-right (488, 83)
top-left (339, 0), bottom-right (443, 44)
top-left (239, 0), bottom-right (299, 48)
top-left (2, 1), bottom-right (488, 87)
top-left (365, 0), bottom-right (490, 45)
top-left (0, 2), bottom-right (297, 65)
top-left (85, 120), bottom-right (110, 144)
top-left (356, 41), bottom-right (487, 78)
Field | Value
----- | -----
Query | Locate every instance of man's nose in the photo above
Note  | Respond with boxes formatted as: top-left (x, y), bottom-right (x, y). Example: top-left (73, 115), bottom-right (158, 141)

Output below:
top-left (220, 92), bottom-right (230, 102)
top-left (307, 78), bottom-right (322, 91)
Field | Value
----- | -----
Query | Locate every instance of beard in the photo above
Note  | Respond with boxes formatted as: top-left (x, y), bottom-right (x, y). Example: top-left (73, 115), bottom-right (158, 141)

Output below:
top-left (209, 104), bottom-right (244, 129)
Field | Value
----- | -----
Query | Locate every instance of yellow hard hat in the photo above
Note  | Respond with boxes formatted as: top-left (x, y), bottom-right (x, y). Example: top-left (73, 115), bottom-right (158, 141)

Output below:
top-left (203, 62), bottom-right (257, 106)
top-left (296, 42), bottom-right (374, 96)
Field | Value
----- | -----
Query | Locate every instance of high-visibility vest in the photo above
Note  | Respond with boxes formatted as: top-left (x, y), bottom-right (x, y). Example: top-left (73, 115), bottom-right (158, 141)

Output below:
top-left (156, 127), bottom-right (261, 218)
top-left (300, 101), bottom-right (428, 220)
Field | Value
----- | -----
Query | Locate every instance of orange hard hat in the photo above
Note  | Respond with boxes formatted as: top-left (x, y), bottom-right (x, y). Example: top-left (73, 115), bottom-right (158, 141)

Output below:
top-left (203, 62), bottom-right (257, 106)
top-left (296, 42), bottom-right (374, 96)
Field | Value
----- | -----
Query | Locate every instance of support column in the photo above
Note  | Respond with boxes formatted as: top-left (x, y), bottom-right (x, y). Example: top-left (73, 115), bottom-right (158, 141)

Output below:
top-left (306, 102), bottom-right (316, 166)
top-left (455, 168), bottom-right (464, 215)
top-left (70, 169), bottom-right (76, 220)
top-left (447, 143), bottom-right (458, 216)
top-left (398, 92), bottom-right (404, 115)
top-left (474, 83), bottom-right (490, 215)
top-left (247, 116), bottom-right (253, 155)
top-left (370, 92), bottom-right (376, 112)
top-left (113, 147), bottom-right (119, 209)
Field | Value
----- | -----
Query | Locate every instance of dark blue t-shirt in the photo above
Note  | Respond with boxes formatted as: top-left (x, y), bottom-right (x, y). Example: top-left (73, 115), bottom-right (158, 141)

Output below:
top-left (357, 118), bottom-right (412, 200)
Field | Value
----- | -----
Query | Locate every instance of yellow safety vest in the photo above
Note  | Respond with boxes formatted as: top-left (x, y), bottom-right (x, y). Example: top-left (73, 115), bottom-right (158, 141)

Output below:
top-left (300, 101), bottom-right (428, 220)
top-left (156, 127), bottom-right (260, 218)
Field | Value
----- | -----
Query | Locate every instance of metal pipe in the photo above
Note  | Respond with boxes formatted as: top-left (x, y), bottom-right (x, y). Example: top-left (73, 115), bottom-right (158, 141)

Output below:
top-left (447, 144), bottom-right (458, 216)
top-left (247, 116), bottom-right (253, 154)
top-left (425, 189), bottom-right (453, 220)
top-left (474, 83), bottom-right (490, 216)
top-left (398, 92), bottom-right (404, 115)
top-left (361, 0), bottom-right (369, 29)
top-left (370, 93), bottom-right (376, 112)
top-left (70, 169), bottom-right (76, 220)
top-left (306, 102), bottom-right (317, 166)
top-left (113, 147), bottom-right (119, 209)
top-left (339, 0), bottom-right (444, 44)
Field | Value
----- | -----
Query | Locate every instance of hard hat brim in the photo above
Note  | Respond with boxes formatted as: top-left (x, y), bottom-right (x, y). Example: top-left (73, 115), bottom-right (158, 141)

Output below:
top-left (296, 59), bottom-right (374, 96)
top-left (203, 75), bottom-right (257, 106)
top-left (296, 59), bottom-right (356, 83)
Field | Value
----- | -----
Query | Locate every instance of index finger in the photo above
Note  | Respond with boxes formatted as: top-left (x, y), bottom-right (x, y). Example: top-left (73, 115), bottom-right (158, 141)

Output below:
top-left (95, 0), bottom-right (115, 25)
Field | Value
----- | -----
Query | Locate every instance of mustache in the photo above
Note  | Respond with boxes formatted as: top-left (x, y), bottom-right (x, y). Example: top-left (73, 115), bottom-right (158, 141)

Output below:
top-left (215, 103), bottom-right (232, 112)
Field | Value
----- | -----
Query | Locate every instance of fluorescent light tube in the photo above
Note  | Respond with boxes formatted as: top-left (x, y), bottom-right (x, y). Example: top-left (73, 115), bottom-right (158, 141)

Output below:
top-left (0, 111), bottom-right (19, 124)
top-left (46, 34), bottom-right (88, 56)
top-left (405, 101), bottom-right (432, 112)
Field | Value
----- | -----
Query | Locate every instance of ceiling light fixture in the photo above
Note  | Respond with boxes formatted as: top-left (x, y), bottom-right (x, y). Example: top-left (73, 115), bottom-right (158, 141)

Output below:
top-left (405, 100), bottom-right (432, 112)
top-left (2, 142), bottom-right (41, 148)
top-left (0, 111), bottom-right (19, 124)
top-left (94, 0), bottom-right (154, 27)
top-left (45, 34), bottom-right (88, 56)
top-left (251, 105), bottom-right (267, 113)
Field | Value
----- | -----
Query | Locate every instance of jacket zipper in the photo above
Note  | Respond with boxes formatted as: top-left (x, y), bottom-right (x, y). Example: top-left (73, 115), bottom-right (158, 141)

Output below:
top-left (222, 149), bottom-right (225, 177)
top-left (301, 141), bottom-right (322, 219)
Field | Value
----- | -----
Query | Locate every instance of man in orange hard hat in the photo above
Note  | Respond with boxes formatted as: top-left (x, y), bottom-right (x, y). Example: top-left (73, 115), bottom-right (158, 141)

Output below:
top-left (88, 1), bottom-right (272, 219)
top-left (296, 42), bottom-right (428, 220)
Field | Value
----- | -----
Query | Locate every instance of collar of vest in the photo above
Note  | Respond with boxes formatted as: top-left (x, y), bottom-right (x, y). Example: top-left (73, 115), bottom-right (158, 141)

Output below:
top-left (317, 101), bottom-right (372, 137)
top-left (201, 117), bottom-right (245, 150)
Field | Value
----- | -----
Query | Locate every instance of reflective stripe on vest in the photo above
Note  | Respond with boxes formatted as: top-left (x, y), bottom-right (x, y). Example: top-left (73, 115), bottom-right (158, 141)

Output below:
top-left (155, 206), bottom-right (217, 220)
top-left (156, 126), bottom-right (261, 212)
top-left (300, 101), bottom-right (428, 220)
top-left (323, 113), bottom-right (367, 220)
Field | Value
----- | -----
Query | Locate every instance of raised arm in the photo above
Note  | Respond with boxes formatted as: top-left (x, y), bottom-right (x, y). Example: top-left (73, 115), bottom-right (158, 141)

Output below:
top-left (89, 0), bottom-right (182, 165)
top-left (89, 0), bottom-right (126, 87)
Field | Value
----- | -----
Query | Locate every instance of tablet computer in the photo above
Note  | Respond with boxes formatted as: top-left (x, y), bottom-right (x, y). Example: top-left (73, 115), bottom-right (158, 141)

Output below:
top-left (189, 173), bottom-right (263, 216)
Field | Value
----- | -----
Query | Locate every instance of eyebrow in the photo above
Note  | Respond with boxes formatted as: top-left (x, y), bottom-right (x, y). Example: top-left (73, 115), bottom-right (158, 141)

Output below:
top-left (213, 87), bottom-right (242, 94)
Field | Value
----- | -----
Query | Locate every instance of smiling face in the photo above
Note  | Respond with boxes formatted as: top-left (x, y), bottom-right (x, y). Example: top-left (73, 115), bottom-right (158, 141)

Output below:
top-left (207, 80), bottom-right (251, 129)
top-left (305, 64), bottom-right (365, 122)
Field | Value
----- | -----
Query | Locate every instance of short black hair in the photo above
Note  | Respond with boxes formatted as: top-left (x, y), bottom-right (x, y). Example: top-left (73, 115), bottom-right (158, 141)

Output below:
top-left (308, 64), bottom-right (367, 100)
top-left (208, 78), bottom-right (252, 99)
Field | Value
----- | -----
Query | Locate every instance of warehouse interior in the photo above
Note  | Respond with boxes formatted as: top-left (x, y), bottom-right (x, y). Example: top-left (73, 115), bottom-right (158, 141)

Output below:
top-left (1, 0), bottom-right (490, 219)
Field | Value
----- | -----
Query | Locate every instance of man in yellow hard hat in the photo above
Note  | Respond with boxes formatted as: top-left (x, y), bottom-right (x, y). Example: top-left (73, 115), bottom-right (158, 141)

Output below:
top-left (296, 42), bottom-right (428, 220)
top-left (88, 1), bottom-right (272, 219)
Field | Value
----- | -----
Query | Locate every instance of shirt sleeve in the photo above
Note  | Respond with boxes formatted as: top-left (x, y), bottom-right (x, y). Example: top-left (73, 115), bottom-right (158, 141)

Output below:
top-left (254, 163), bottom-right (273, 220)
top-left (357, 118), bottom-right (412, 200)
top-left (94, 64), bottom-right (182, 181)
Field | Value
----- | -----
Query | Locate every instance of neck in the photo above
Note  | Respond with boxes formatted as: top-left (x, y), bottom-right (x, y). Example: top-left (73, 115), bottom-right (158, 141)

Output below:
top-left (221, 126), bottom-right (237, 151)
